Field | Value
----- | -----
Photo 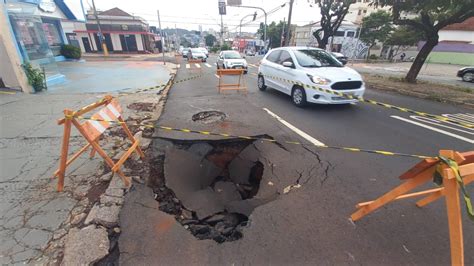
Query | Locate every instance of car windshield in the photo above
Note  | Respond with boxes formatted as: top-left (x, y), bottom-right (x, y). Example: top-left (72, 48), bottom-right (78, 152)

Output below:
top-left (191, 48), bottom-right (202, 53)
top-left (223, 52), bottom-right (241, 59)
top-left (294, 49), bottom-right (343, 68)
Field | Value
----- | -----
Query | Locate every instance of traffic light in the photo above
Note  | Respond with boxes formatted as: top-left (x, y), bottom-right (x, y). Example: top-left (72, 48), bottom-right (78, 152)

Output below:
top-left (252, 11), bottom-right (257, 21)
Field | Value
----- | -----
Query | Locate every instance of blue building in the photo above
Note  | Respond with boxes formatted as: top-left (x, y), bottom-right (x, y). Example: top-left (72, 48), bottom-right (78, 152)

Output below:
top-left (3, 0), bottom-right (86, 86)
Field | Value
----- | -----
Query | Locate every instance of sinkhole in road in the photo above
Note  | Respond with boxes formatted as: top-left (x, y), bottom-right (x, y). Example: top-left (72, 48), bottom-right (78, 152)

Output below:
top-left (148, 137), bottom-right (278, 243)
top-left (192, 110), bottom-right (227, 124)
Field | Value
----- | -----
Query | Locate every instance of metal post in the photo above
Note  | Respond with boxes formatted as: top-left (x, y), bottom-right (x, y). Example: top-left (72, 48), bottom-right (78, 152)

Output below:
top-left (285, 0), bottom-right (294, 46)
top-left (230, 5), bottom-right (267, 49)
top-left (220, 15), bottom-right (224, 46)
top-left (91, 0), bottom-right (108, 56)
top-left (157, 10), bottom-right (165, 65)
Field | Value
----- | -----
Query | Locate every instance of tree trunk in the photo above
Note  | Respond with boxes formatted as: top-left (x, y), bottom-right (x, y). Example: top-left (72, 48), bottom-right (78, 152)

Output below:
top-left (318, 35), bottom-right (330, 49)
top-left (405, 36), bottom-right (438, 83)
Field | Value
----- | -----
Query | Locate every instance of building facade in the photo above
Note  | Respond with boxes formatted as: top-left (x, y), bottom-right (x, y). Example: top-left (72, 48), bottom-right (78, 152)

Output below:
top-left (292, 21), bottom-right (368, 59)
top-left (74, 8), bottom-right (153, 53)
top-left (2, 0), bottom-right (86, 89)
top-left (427, 17), bottom-right (474, 65)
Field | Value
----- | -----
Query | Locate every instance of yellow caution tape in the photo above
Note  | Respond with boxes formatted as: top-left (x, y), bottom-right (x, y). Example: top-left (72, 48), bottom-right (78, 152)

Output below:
top-left (118, 74), bottom-right (203, 96)
top-left (68, 115), bottom-right (434, 160)
top-left (262, 75), bottom-right (474, 129)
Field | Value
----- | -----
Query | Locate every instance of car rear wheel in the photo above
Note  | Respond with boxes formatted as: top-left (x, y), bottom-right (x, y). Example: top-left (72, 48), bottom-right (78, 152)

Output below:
top-left (462, 72), bottom-right (474, 82)
top-left (292, 86), bottom-right (307, 107)
top-left (258, 75), bottom-right (266, 91)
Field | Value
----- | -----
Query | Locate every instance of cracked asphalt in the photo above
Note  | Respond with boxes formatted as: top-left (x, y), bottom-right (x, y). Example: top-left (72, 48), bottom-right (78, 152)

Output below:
top-left (119, 54), bottom-right (472, 265)
top-left (0, 61), bottom-right (171, 264)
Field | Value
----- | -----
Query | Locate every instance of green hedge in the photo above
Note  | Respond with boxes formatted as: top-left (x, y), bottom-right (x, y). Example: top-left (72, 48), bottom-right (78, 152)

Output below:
top-left (60, 44), bottom-right (81, 59)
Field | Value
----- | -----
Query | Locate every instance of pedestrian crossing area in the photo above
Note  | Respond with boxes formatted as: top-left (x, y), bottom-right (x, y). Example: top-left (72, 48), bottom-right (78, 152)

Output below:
top-left (176, 62), bottom-right (259, 69)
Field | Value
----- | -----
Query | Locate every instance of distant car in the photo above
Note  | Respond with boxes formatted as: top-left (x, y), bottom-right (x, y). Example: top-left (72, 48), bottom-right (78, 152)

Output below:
top-left (245, 50), bottom-right (256, 56)
top-left (457, 66), bottom-right (474, 82)
top-left (216, 51), bottom-right (248, 74)
top-left (198, 47), bottom-right (209, 57)
top-left (182, 48), bottom-right (190, 58)
top-left (332, 52), bottom-right (348, 65)
top-left (258, 46), bottom-right (365, 106)
top-left (189, 48), bottom-right (207, 62)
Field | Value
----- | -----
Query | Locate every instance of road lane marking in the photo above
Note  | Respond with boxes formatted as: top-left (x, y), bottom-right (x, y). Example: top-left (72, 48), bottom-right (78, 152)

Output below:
top-left (214, 74), bottom-right (220, 79)
top-left (263, 108), bottom-right (325, 146)
top-left (443, 113), bottom-right (474, 124)
top-left (176, 64), bottom-right (181, 68)
top-left (250, 73), bottom-right (257, 76)
top-left (249, 64), bottom-right (258, 68)
top-left (185, 64), bottom-right (190, 69)
top-left (195, 64), bottom-right (201, 68)
top-left (391, 115), bottom-right (474, 144)
top-left (411, 116), bottom-right (474, 135)
top-left (205, 63), bottom-right (212, 68)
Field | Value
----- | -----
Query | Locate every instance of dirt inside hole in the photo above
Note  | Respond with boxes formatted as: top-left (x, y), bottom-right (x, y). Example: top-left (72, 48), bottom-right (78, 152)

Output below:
top-left (148, 137), bottom-right (277, 243)
top-left (191, 111), bottom-right (227, 124)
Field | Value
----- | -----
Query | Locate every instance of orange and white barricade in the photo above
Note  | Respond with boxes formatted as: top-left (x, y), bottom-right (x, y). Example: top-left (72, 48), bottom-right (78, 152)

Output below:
top-left (216, 69), bottom-right (247, 94)
top-left (352, 150), bottom-right (474, 266)
top-left (52, 95), bottom-right (145, 191)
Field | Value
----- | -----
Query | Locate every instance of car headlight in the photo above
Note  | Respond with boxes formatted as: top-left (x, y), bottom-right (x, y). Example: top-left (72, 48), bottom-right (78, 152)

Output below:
top-left (307, 74), bottom-right (331, 85)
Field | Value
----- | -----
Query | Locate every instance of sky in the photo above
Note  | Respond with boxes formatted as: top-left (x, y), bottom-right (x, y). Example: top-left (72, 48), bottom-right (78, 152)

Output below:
top-left (87, 0), bottom-right (322, 34)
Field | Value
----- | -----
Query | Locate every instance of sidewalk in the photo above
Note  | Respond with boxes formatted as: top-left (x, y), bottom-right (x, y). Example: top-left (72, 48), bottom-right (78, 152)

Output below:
top-left (351, 61), bottom-right (474, 90)
top-left (0, 61), bottom-right (174, 264)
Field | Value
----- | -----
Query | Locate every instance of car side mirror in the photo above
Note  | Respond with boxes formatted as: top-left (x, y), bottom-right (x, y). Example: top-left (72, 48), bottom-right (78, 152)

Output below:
top-left (282, 61), bottom-right (294, 68)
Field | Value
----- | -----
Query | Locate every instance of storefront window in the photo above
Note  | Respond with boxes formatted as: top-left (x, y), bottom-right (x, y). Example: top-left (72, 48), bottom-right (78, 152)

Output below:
top-left (42, 18), bottom-right (63, 56)
top-left (7, 2), bottom-right (61, 83)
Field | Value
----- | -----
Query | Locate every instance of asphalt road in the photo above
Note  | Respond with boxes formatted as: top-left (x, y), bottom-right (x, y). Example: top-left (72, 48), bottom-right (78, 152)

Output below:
top-left (120, 54), bottom-right (473, 265)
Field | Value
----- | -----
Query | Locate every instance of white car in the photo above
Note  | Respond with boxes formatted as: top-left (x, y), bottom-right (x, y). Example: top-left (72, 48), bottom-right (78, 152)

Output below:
top-left (257, 47), bottom-right (365, 106)
top-left (216, 51), bottom-right (248, 74)
top-left (199, 47), bottom-right (209, 57)
top-left (188, 48), bottom-right (207, 62)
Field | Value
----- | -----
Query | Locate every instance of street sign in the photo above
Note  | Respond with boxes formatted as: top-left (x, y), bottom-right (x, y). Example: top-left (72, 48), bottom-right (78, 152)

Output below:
top-left (227, 0), bottom-right (242, 6)
top-left (218, 0), bottom-right (226, 15)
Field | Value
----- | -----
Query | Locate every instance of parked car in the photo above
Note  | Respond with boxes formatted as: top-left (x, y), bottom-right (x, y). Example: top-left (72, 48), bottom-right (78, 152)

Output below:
top-left (457, 66), bottom-right (474, 82)
top-left (331, 52), bottom-right (348, 65)
top-left (188, 48), bottom-right (207, 62)
top-left (182, 48), bottom-right (190, 58)
top-left (245, 50), bottom-right (256, 56)
top-left (258, 47), bottom-right (365, 107)
top-left (216, 51), bottom-right (248, 74)
top-left (198, 47), bottom-right (209, 57)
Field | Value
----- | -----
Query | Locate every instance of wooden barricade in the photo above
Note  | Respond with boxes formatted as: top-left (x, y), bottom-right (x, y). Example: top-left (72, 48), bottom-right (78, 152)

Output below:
top-left (351, 150), bottom-right (474, 266)
top-left (52, 95), bottom-right (145, 192)
top-left (216, 69), bottom-right (247, 94)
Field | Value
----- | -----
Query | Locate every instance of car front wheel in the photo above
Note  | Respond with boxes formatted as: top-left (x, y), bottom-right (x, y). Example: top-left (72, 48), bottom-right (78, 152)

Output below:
top-left (258, 75), bottom-right (266, 91)
top-left (462, 72), bottom-right (474, 82)
top-left (292, 86), bottom-right (307, 107)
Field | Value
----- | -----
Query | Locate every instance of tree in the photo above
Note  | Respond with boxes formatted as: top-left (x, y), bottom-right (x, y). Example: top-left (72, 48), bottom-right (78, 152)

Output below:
top-left (257, 21), bottom-right (286, 48)
top-left (309, 0), bottom-right (353, 49)
top-left (375, 0), bottom-right (474, 83)
top-left (360, 10), bottom-right (393, 59)
top-left (385, 25), bottom-right (424, 59)
top-left (205, 34), bottom-right (217, 47)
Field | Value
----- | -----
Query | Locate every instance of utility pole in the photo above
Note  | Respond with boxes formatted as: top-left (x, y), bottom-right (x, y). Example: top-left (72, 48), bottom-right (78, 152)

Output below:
top-left (285, 0), bottom-right (294, 46)
top-left (280, 17), bottom-right (286, 47)
top-left (220, 15), bottom-right (224, 46)
top-left (91, 0), bottom-right (108, 56)
top-left (157, 10), bottom-right (165, 65)
top-left (175, 24), bottom-right (179, 51)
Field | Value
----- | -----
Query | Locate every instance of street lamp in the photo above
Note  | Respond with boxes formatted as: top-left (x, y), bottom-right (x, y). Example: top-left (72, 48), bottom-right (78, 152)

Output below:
top-left (229, 5), bottom-right (268, 47)
top-left (239, 13), bottom-right (255, 37)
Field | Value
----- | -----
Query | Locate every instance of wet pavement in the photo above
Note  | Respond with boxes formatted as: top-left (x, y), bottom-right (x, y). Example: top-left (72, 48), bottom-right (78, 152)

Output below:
top-left (48, 61), bottom-right (171, 94)
top-left (119, 55), bottom-right (473, 265)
